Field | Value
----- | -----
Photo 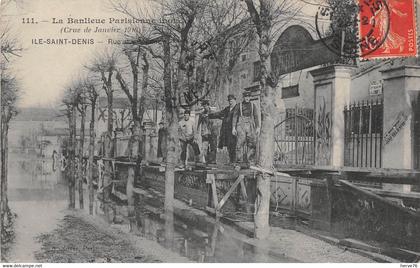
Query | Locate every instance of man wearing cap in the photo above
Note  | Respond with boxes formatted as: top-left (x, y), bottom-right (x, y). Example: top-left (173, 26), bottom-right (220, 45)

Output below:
top-left (209, 94), bottom-right (239, 163)
top-left (232, 91), bottom-right (260, 163)
top-left (179, 109), bottom-right (200, 163)
top-left (197, 100), bottom-right (217, 164)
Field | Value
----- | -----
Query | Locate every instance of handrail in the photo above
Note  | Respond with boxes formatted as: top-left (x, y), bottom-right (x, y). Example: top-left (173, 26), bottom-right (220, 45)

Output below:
top-left (275, 165), bottom-right (420, 184)
top-left (339, 180), bottom-right (420, 218)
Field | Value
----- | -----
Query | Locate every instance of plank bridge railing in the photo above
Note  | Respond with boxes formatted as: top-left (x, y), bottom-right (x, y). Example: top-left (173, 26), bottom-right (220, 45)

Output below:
top-left (109, 160), bottom-right (420, 250)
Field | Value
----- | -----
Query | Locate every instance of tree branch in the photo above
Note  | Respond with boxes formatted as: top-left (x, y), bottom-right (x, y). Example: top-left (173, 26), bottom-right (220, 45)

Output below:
top-left (243, 0), bottom-right (262, 35)
top-left (116, 70), bottom-right (134, 104)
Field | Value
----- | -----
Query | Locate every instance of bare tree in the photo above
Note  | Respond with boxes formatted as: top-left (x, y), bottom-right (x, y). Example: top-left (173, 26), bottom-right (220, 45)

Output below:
top-left (111, 0), bottom-right (260, 214)
top-left (85, 79), bottom-right (99, 215)
top-left (88, 50), bottom-right (118, 221)
top-left (110, 0), bottom-right (203, 213)
top-left (76, 83), bottom-right (88, 210)
top-left (0, 0), bottom-right (22, 247)
top-left (0, 73), bottom-right (18, 242)
top-left (62, 85), bottom-right (80, 209)
top-left (115, 44), bottom-right (153, 218)
top-left (243, 0), bottom-right (299, 239)
top-left (193, 0), bottom-right (254, 107)
top-left (115, 45), bottom-right (149, 161)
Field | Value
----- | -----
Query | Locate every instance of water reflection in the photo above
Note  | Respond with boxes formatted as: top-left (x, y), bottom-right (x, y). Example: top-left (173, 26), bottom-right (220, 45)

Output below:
top-left (127, 192), bottom-right (297, 263)
top-left (7, 153), bottom-right (68, 262)
top-left (6, 153), bottom-right (296, 263)
top-left (9, 154), bottom-right (67, 202)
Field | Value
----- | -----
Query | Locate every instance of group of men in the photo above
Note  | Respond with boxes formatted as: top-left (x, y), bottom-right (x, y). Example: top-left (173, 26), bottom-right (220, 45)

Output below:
top-left (157, 91), bottom-right (260, 165)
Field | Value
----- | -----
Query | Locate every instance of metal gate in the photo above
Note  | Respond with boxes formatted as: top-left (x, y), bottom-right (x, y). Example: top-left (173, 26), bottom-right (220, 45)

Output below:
top-left (344, 99), bottom-right (383, 168)
top-left (274, 107), bottom-right (315, 166)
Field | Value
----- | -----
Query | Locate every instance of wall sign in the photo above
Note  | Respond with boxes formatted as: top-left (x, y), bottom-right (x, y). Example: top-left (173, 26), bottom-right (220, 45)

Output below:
top-left (384, 111), bottom-right (409, 145)
top-left (369, 81), bottom-right (383, 96)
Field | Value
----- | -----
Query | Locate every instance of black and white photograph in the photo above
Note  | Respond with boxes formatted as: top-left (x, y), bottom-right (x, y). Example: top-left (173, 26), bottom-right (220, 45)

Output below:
top-left (1, 0), bottom-right (420, 265)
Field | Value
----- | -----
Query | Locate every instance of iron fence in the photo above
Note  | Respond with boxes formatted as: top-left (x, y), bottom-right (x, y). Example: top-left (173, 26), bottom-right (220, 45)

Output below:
top-left (274, 107), bottom-right (315, 166)
top-left (344, 99), bottom-right (383, 168)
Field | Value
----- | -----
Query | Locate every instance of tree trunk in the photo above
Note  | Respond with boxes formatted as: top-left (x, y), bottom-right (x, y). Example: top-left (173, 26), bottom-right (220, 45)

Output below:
top-left (3, 121), bottom-right (9, 220)
top-left (78, 106), bottom-right (86, 209)
top-left (254, 18), bottom-right (275, 239)
top-left (103, 78), bottom-right (114, 221)
top-left (68, 105), bottom-right (77, 209)
top-left (67, 111), bottom-right (72, 208)
top-left (0, 85), bottom-right (3, 236)
top-left (0, 111), bottom-right (10, 231)
top-left (163, 37), bottom-right (177, 213)
top-left (107, 88), bottom-right (114, 137)
top-left (164, 208), bottom-right (175, 248)
top-left (88, 100), bottom-right (96, 215)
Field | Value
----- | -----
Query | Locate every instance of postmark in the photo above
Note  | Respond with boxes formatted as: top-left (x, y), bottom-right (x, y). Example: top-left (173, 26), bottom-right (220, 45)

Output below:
top-left (362, 0), bottom-right (417, 59)
top-left (315, 0), bottom-right (390, 58)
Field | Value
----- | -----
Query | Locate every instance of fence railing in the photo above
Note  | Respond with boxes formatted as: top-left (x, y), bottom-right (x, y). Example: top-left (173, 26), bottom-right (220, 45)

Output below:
top-left (344, 99), bottom-right (383, 168)
top-left (274, 107), bottom-right (315, 166)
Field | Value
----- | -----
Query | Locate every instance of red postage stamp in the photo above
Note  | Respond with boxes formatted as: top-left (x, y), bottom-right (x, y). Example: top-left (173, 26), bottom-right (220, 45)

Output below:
top-left (360, 0), bottom-right (417, 59)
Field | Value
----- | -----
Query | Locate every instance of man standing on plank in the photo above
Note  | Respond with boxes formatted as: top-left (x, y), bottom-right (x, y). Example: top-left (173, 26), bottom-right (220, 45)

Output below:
top-left (179, 109), bottom-right (200, 164)
top-left (197, 100), bottom-right (217, 164)
top-left (209, 94), bottom-right (239, 163)
top-left (232, 91), bottom-right (260, 163)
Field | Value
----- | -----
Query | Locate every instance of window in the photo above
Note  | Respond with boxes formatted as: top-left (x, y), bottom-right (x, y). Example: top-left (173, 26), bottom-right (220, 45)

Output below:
top-left (241, 54), bottom-right (247, 62)
top-left (350, 103), bottom-right (383, 134)
top-left (253, 61), bottom-right (261, 82)
top-left (282, 85), bottom-right (299, 99)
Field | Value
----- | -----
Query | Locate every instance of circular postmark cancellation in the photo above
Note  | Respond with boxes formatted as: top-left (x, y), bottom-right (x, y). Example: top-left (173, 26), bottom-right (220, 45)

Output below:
top-left (315, 0), bottom-right (390, 58)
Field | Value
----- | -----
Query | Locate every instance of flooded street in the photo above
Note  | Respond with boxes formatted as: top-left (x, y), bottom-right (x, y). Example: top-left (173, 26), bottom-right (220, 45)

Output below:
top-left (129, 202), bottom-right (296, 262)
top-left (7, 154), bottom-right (68, 262)
top-left (6, 153), bottom-right (294, 262)
top-left (5, 153), bottom-right (372, 263)
top-left (6, 153), bottom-right (290, 263)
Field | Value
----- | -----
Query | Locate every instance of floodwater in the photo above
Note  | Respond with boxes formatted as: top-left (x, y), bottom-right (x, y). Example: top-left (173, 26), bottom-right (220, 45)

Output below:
top-left (7, 153), bottom-right (68, 262)
top-left (124, 194), bottom-right (298, 262)
top-left (6, 152), bottom-right (296, 263)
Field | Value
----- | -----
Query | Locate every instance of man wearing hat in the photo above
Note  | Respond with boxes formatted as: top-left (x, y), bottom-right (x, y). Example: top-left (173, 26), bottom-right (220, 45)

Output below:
top-left (179, 109), bottom-right (200, 163)
top-left (209, 94), bottom-right (239, 163)
top-left (232, 91), bottom-right (260, 163)
top-left (197, 100), bottom-right (217, 164)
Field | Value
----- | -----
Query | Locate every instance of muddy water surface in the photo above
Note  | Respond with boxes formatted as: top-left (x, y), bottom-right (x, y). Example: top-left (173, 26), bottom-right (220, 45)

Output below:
top-left (7, 154), bottom-right (67, 262)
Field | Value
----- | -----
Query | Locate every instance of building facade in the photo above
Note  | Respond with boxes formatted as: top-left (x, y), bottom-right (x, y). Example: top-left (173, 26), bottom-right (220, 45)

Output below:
top-left (211, 8), bottom-right (420, 173)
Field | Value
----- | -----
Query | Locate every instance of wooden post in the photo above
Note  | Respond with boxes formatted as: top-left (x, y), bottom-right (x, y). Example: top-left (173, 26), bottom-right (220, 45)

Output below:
top-left (291, 177), bottom-right (297, 214)
top-left (206, 174), bottom-right (218, 208)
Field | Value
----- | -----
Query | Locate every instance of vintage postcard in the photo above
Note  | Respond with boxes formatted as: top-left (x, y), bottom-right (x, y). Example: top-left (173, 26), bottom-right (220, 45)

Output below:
top-left (1, 0), bottom-right (420, 265)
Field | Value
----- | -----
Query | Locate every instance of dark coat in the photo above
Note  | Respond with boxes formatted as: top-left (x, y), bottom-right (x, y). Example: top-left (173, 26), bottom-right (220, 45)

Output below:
top-left (209, 104), bottom-right (238, 149)
top-left (157, 128), bottom-right (167, 158)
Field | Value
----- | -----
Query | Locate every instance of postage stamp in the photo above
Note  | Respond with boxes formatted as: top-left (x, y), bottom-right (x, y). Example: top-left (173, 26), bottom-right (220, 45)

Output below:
top-left (315, 0), bottom-right (390, 58)
top-left (361, 0), bottom-right (418, 59)
top-left (315, 0), bottom-right (417, 59)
